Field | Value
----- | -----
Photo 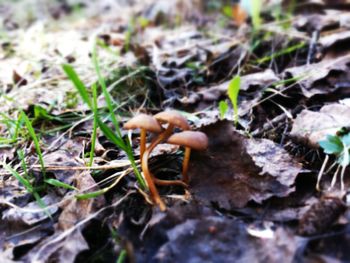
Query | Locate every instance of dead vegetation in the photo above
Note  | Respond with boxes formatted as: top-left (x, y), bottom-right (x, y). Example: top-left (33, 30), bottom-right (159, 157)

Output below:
top-left (1, 0), bottom-right (350, 262)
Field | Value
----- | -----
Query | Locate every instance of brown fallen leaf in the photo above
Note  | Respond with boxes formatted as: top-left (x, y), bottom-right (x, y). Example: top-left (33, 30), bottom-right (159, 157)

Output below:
top-left (290, 102), bottom-right (350, 147)
top-left (283, 55), bottom-right (350, 98)
top-left (189, 121), bottom-right (302, 209)
top-left (22, 170), bottom-right (105, 263)
top-left (129, 201), bottom-right (302, 263)
top-left (298, 196), bottom-right (346, 236)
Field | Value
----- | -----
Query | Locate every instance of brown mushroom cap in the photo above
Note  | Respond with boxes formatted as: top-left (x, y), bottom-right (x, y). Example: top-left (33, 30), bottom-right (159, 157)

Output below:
top-left (123, 114), bottom-right (162, 133)
top-left (154, 111), bottom-right (190, 131)
top-left (167, 131), bottom-right (208, 150)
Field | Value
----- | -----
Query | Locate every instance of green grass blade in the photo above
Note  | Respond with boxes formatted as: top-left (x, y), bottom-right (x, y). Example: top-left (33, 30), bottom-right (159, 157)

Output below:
top-left (124, 142), bottom-right (146, 189)
top-left (98, 120), bottom-right (127, 151)
top-left (92, 44), bottom-right (123, 138)
top-left (116, 250), bottom-right (127, 263)
top-left (21, 111), bottom-right (46, 180)
top-left (89, 83), bottom-right (98, 167)
top-left (76, 189), bottom-right (106, 200)
top-left (255, 42), bottom-right (306, 64)
top-left (17, 149), bottom-right (30, 179)
top-left (45, 179), bottom-right (77, 190)
top-left (2, 163), bottom-right (33, 192)
top-left (251, 0), bottom-right (262, 30)
top-left (62, 64), bottom-right (92, 108)
top-left (227, 76), bottom-right (241, 126)
top-left (219, 100), bottom-right (229, 119)
top-left (32, 191), bottom-right (52, 219)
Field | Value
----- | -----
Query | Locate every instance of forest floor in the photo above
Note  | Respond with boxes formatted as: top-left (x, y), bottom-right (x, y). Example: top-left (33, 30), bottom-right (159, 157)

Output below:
top-left (1, 0), bottom-right (350, 262)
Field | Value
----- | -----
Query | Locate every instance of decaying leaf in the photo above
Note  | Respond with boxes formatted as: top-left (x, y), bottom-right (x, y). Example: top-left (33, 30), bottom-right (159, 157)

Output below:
top-left (2, 194), bottom-right (59, 226)
top-left (298, 196), bottom-right (346, 236)
top-left (283, 55), bottom-right (350, 98)
top-left (189, 121), bottom-right (302, 209)
top-left (290, 102), bottom-right (350, 147)
top-left (181, 69), bottom-right (279, 109)
top-left (19, 171), bottom-right (104, 262)
top-left (139, 203), bottom-right (301, 263)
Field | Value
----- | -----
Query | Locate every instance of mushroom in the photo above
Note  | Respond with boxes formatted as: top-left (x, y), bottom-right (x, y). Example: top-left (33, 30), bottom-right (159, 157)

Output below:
top-left (151, 111), bottom-right (190, 187)
top-left (154, 110), bottom-right (190, 138)
top-left (123, 114), bottom-right (162, 159)
top-left (167, 131), bottom-right (208, 184)
top-left (123, 114), bottom-right (165, 210)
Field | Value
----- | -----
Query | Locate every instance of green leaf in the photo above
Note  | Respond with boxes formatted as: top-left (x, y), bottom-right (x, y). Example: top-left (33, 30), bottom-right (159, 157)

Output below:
top-left (341, 133), bottom-right (350, 147)
top-left (98, 120), bottom-right (126, 151)
top-left (62, 64), bottom-right (92, 108)
top-left (34, 105), bottom-right (51, 120)
top-left (117, 250), bottom-right (127, 263)
top-left (89, 83), bottom-right (98, 167)
top-left (222, 5), bottom-right (233, 18)
top-left (251, 0), bottom-right (262, 30)
top-left (219, 100), bottom-right (228, 119)
top-left (76, 189), bottom-right (105, 200)
top-left (227, 75), bottom-right (241, 126)
top-left (33, 191), bottom-right (52, 219)
top-left (92, 44), bottom-right (123, 138)
top-left (2, 163), bottom-right (33, 192)
top-left (21, 111), bottom-right (46, 180)
top-left (319, 135), bottom-right (343, 154)
top-left (45, 179), bottom-right (77, 190)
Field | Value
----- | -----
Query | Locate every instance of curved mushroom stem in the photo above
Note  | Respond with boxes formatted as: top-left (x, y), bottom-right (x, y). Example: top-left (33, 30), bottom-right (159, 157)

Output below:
top-left (154, 178), bottom-right (188, 188)
top-left (146, 124), bottom-right (189, 188)
top-left (141, 125), bottom-right (177, 211)
top-left (182, 147), bottom-right (191, 184)
top-left (140, 129), bottom-right (146, 160)
top-left (142, 136), bottom-right (166, 211)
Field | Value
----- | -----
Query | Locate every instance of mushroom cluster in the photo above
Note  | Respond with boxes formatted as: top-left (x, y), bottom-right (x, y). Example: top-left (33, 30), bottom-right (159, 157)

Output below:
top-left (124, 111), bottom-right (208, 211)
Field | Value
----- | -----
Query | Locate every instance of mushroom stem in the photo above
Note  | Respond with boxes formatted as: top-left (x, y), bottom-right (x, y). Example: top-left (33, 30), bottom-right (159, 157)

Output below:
top-left (142, 129), bottom-right (173, 211)
top-left (154, 178), bottom-right (188, 188)
top-left (140, 129), bottom-right (146, 160)
top-left (146, 124), bottom-right (188, 188)
top-left (182, 147), bottom-right (192, 184)
top-left (141, 125), bottom-right (175, 211)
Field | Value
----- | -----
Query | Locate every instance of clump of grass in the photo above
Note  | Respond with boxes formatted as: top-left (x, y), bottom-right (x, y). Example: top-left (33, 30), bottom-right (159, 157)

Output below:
top-left (21, 111), bottom-right (46, 180)
top-left (2, 150), bottom-right (52, 218)
top-left (63, 44), bottom-right (147, 190)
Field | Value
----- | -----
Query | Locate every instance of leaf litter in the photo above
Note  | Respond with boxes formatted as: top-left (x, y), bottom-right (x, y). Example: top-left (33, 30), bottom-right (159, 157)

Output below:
top-left (2, 0), bottom-right (350, 262)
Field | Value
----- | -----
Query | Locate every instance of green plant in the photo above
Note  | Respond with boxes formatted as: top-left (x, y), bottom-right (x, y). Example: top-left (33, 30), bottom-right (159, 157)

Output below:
top-left (317, 129), bottom-right (350, 190)
top-left (19, 112), bottom-right (76, 191)
top-left (219, 100), bottom-right (229, 119)
top-left (250, 0), bottom-right (262, 30)
top-left (227, 75), bottom-right (241, 126)
top-left (21, 111), bottom-right (46, 180)
top-left (116, 250), bottom-right (127, 263)
top-left (89, 83), bottom-right (98, 167)
top-left (2, 153), bottom-right (51, 218)
top-left (62, 45), bottom-right (147, 190)
top-left (254, 42), bottom-right (306, 64)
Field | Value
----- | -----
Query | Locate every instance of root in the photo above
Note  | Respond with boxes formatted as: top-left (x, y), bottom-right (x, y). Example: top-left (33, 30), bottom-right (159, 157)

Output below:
top-left (316, 155), bottom-right (329, 191)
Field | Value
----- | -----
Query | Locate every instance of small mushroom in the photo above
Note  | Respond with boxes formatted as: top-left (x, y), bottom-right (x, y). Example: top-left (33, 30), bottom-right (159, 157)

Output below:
top-left (123, 114), bottom-right (165, 210)
top-left (151, 111), bottom-right (190, 187)
top-left (123, 114), bottom-right (162, 159)
top-left (167, 131), bottom-right (208, 184)
top-left (154, 110), bottom-right (190, 138)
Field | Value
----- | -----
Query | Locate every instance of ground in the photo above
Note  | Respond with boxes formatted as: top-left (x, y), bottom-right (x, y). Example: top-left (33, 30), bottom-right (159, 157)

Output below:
top-left (1, 0), bottom-right (350, 262)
